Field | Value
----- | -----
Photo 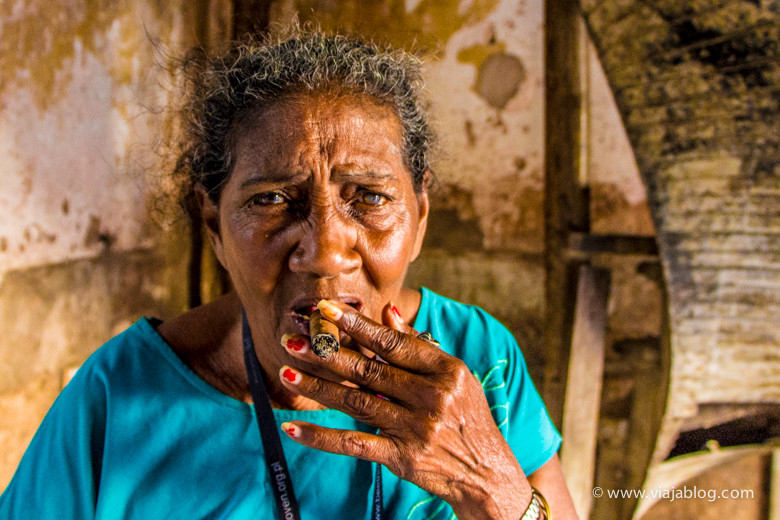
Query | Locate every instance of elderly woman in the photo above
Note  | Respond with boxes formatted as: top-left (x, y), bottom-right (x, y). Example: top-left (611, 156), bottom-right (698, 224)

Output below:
top-left (0, 29), bottom-right (576, 520)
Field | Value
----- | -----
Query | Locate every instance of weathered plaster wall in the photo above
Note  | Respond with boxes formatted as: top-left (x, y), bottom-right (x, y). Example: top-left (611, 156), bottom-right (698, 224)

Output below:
top-left (0, 0), bottom-right (191, 488)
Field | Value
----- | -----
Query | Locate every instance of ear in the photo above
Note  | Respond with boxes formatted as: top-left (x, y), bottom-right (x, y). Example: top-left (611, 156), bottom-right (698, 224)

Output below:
top-left (411, 170), bottom-right (432, 262)
top-left (195, 184), bottom-right (227, 269)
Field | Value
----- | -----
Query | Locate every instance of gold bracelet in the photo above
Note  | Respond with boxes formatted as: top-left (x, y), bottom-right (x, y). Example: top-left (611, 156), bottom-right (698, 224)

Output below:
top-left (520, 487), bottom-right (552, 520)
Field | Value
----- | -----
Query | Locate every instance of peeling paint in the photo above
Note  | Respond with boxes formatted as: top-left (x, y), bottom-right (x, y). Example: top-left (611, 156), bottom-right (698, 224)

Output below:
top-left (458, 41), bottom-right (527, 109)
top-left (0, 1), bottom-right (176, 111)
top-left (1, 3), bottom-right (144, 110)
top-left (281, 0), bottom-right (500, 50)
top-left (474, 51), bottom-right (525, 109)
top-left (0, 2), bottom-right (182, 273)
top-left (456, 40), bottom-right (507, 66)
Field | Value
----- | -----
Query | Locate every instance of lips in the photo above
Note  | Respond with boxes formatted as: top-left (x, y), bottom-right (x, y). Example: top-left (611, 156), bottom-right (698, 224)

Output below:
top-left (290, 298), bottom-right (362, 318)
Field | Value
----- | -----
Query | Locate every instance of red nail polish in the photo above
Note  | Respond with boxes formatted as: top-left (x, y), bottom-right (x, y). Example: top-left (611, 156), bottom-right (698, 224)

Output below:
top-left (392, 305), bottom-right (402, 320)
top-left (282, 368), bottom-right (299, 383)
top-left (286, 338), bottom-right (306, 351)
top-left (282, 422), bottom-right (299, 438)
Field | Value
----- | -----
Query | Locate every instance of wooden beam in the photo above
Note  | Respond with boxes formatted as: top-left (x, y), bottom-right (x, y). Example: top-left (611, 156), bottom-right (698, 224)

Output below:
top-left (560, 265), bottom-right (611, 520)
top-left (566, 232), bottom-right (660, 258)
top-left (543, 0), bottom-right (587, 428)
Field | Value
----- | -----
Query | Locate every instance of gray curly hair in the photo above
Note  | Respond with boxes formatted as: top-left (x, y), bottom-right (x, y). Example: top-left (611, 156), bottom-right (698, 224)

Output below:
top-left (175, 27), bottom-right (435, 216)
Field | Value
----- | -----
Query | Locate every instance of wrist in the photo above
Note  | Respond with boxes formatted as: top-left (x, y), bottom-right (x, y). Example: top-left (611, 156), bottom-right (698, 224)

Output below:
top-left (448, 476), bottom-right (534, 520)
top-left (520, 487), bottom-right (551, 520)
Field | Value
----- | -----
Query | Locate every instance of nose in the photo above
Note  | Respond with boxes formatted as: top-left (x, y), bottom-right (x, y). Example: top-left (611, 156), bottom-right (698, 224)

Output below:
top-left (288, 208), bottom-right (361, 278)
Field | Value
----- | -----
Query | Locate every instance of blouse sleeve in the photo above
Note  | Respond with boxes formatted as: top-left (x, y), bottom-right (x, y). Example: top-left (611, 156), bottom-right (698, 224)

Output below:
top-left (464, 308), bottom-right (561, 476)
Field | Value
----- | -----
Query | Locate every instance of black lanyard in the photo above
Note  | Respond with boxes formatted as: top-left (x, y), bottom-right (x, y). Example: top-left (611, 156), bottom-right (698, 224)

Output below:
top-left (241, 310), bottom-right (385, 520)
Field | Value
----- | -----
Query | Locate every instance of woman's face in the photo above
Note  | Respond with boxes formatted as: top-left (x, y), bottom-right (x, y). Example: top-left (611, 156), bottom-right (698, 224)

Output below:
top-left (202, 93), bottom-right (429, 346)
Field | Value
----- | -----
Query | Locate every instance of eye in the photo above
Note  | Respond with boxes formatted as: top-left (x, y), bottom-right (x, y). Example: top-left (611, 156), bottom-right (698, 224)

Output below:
top-left (357, 191), bottom-right (389, 207)
top-left (249, 192), bottom-right (285, 206)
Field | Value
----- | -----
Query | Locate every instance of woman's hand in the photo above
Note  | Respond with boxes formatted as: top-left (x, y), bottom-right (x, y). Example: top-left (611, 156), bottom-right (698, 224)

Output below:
top-left (277, 299), bottom-right (535, 520)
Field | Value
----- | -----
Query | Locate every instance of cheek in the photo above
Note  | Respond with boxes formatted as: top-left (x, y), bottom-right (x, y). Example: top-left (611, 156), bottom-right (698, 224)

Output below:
top-left (221, 216), bottom-right (291, 297)
top-left (360, 217), bottom-right (418, 289)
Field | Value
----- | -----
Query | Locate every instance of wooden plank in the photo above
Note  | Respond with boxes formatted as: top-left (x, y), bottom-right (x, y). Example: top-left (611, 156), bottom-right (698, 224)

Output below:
top-left (637, 444), bottom-right (775, 518)
top-left (560, 265), bottom-right (611, 520)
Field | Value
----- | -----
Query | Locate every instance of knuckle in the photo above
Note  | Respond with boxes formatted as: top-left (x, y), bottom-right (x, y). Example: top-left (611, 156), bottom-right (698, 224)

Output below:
top-left (373, 327), bottom-right (404, 356)
top-left (449, 360), bottom-right (472, 386)
top-left (343, 311), bottom-right (370, 336)
top-left (387, 439), bottom-right (412, 478)
top-left (434, 357), bottom-right (469, 386)
top-left (429, 391), bottom-right (457, 418)
top-left (416, 419), bottom-right (445, 445)
top-left (420, 365), bottom-right (468, 417)
top-left (305, 376), bottom-right (327, 398)
top-left (337, 433), bottom-right (369, 458)
top-left (350, 356), bottom-right (385, 387)
top-left (344, 390), bottom-right (377, 420)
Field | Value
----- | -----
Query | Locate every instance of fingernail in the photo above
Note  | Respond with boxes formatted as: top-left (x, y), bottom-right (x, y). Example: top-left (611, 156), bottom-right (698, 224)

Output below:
top-left (317, 299), bottom-right (343, 321)
top-left (391, 304), bottom-right (403, 322)
top-left (281, 422), bottom-right (300, 438)
top-left (280, 365), bottom-right (301, 384)
top-left (281, 334), bottom-right (308, 353)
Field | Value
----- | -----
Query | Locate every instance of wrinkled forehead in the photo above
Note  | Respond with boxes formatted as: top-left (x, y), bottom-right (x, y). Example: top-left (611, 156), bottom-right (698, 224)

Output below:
top-left (229, 92), bottom-right (406, 170)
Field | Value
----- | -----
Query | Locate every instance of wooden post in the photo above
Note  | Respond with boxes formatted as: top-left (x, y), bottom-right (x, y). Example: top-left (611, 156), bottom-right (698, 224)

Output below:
top-left (560, 265), bottom-right (610, 520)
top-left (543, 0), bottom-right (588, 427)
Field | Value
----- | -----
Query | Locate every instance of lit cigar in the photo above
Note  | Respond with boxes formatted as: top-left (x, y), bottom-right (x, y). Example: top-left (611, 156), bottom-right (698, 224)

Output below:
top-left (309, 309), bottom-right (340, 358)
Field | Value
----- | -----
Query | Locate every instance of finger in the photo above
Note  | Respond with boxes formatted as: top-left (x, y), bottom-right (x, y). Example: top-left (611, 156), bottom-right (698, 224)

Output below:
top-left (279, 365), bottom-right (409, 429)
top-left (282, 333), bottom-right (425, 405)
top-left (317, 299), bottom-right (442, 372)
top-left (280, 421), bottom-right (397, 466)
top-left (382, 301), bottom-right (416, 335)
top-left (281, 333), bottom-right (310, 354)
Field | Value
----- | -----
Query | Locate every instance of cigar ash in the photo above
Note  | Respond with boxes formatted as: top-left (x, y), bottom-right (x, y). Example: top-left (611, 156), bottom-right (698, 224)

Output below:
top-left (309, 310), bottom-right (340, 358)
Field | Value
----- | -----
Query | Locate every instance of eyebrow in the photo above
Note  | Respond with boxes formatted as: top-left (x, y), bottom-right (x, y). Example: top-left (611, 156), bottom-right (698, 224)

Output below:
top-left (239, 172), bottom-right (306, 189)
top-left (239, 169), bottom-right (394, 189)
top-left (331, 169), bottom-right (394, 182)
